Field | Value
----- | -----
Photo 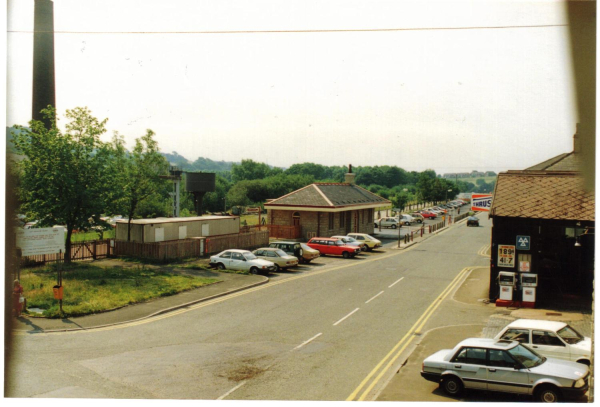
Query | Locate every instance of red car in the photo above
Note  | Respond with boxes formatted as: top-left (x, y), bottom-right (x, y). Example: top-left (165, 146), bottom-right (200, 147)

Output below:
top-left (420, 210), bottom-right (437, 219)
top-left (307, 237), bottom-right (361, 258)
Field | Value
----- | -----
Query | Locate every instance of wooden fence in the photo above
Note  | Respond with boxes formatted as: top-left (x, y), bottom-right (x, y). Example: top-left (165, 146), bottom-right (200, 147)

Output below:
top-left (21, 239), bottom-right (113, 265)
top-left (205, 231), bottom-right (269, 255)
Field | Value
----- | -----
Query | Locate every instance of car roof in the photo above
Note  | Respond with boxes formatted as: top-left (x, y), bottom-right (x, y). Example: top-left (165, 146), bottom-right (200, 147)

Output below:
top-left (455, 338), bottom-right (518, 350)
top-left (310, 237), bottom-right (338, 241)
top-left (504, 319), bottom-right (567, 331)
top-left (221, 249), bottom-right (250, 253)
top-left (270, 241), bottom-right (299, 245)
top-left (256, 247), bottom-right (281, 251)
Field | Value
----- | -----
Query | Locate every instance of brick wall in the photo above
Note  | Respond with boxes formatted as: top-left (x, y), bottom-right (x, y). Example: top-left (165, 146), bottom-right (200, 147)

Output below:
top-left (268, 208), bottom-right (375, 240)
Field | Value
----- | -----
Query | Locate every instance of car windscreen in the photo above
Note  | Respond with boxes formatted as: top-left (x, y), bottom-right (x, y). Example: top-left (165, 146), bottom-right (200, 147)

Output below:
top-left (274, 249), bottom-right (287, 257)
top-left (557, 326), bottom-right (584, 344)
top-left (344, 237), bottom-right (357, 242)
top-left (243, 253), bottom-right (257, 260)
top-left (335, 240), bottom-right (344, 246)
top-left (507, 344), bottom-right (545, 368)
top-left (300, 243), bottom-right (312, 250)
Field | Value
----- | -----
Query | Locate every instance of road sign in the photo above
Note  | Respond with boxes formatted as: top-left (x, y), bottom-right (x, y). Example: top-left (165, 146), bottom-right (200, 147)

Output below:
top-left (16, 227), bottom-right (65, 256)
top-left (498, 245), bottom-right (516, 268)
top-left (516, 235), bottom-right (531, 250)
top-left (471, 193), bottom-right (493, 212)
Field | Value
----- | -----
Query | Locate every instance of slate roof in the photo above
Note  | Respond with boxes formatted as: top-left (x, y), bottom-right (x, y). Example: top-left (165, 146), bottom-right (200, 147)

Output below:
top-left (490, 171), bottom-right (595, 221)
top-left (526, 152), bottom-right (582, 172)
top-left (264, 183), bottom-right (390, 209)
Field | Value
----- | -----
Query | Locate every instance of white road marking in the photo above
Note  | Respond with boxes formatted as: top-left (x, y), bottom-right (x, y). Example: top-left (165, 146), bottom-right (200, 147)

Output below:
top-left (333, 308), bottom-right (360, 326)
top-left (217, 381), bottom-right (246, 400)
top-left (365, 291), bottom-right (384, 304)
top-left (293, 332), bottom-right (323, 350)
top-left (388, 277), bottom-right (404, 288)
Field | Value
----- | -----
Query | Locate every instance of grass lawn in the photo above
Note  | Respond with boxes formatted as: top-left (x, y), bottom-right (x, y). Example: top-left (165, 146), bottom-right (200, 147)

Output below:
top-left (71, 229), bottom-right (115, 242)
top-left (21, 263), bottom-right (219, 318)
top-left (240, 214), bottom-right (267, 226)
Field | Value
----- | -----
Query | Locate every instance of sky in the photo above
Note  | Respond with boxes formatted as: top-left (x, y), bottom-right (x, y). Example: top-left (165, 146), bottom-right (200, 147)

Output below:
top-left (5, 0), bottom-right (579, 174)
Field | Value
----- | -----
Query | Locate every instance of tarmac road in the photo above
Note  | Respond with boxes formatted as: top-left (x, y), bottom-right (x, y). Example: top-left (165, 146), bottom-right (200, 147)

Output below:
top-left (6, 211), bottom-right (494, 400)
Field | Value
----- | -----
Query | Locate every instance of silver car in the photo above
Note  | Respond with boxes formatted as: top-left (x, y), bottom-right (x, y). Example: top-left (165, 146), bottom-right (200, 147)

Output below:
top-left (209, 249), bottom-right (276, 275)
top-left (421, 338), bottom-right (589, 402)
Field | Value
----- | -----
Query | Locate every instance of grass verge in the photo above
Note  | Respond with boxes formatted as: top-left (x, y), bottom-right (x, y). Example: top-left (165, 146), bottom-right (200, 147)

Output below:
top-left (21, 263), bottom-right (219, 318)
top-left (181, 263), bottom-right (250, 275)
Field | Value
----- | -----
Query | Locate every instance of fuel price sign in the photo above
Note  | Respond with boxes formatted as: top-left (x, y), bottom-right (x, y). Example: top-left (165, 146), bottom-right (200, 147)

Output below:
top-left (498, 245), bottom-right (516, 268)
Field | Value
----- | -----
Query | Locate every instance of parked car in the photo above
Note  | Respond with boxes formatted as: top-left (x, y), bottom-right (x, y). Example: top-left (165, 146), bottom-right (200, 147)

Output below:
top-left (399, 214), bottom-right (415, 225)
top-left (209, 249), bottom-right (276, 274)
top-left (375, 217), bottom-right (400, 229)
top-left (346, 233), bottom-right (382, 251)
top-left (493, 319), bottom-right (591, 365)
top-left (332, 235), bottom-right (367, 252)
top-left (466, 216), bottom-right (479, 227)
top-left (307, 237), bottom-right (360, 258)
top-left (421, 338), bottom-right (589, 402)
top-left (252, 247), bottom-right (298, 271)
top-left (420, 210), bottom-right (437, 219)
top-left (410, 213), bottom-right (425, 223)
top-left (425, 208), bottom-right (443, 216)
top-left (269, 241), bottom-right (320, 263)
top-left (433, 206), bottom-right (448, 214)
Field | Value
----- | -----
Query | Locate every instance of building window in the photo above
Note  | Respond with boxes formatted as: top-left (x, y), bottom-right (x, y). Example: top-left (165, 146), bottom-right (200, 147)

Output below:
top-left (340, 212), bottom-right (345, 228)
top-left (329, 213), bottom-right (334, 230)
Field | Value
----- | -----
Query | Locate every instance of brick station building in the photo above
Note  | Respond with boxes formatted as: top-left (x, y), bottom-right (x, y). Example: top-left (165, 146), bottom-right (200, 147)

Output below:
top-left (264, 170), bottom-right (390, 240)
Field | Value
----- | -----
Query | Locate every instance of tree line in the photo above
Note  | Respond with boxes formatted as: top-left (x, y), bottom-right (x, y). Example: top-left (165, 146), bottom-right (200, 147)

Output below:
top-left (10, 107), bottom-right (495, 261)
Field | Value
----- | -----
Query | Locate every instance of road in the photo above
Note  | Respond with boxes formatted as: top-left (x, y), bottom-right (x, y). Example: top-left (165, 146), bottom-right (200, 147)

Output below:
top-left (6, 209), bottom-right (490, 400)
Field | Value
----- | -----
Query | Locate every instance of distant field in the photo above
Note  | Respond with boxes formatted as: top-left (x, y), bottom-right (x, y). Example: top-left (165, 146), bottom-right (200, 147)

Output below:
top-left (447, 176), bottom-right (497, 185)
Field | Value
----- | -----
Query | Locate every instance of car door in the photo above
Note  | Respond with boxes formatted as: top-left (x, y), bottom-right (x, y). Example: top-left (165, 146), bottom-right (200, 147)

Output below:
top-left (487, 349), bottom-right (530, 394)
top-left (531, 330), bottom-right (570, 360)
top-left (229, 252), bottom-right (247, 271)
top-left (498, 328), bottom-right (531, 345)
top-left (450, 347), bottom-right (488, 390)
top-left (217, 251), bottom-right (232, 268)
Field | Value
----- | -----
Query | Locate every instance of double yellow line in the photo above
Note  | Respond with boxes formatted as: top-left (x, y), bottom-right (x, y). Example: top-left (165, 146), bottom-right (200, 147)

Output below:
top-left (478, 245), bottom-right (491, 257)
top-left (346, 266), bottom-right (473, 401)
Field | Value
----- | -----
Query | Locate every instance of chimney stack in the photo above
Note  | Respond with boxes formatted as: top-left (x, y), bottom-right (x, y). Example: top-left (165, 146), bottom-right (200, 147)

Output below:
top-left (344, 164), bottom-right (355, 184)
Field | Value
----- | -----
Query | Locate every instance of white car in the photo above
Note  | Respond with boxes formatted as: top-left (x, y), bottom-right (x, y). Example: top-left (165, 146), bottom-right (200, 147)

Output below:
top-left (421, 338), bottom-right (589, 402)
top-left (209, 249), bottom-right (276, 275)
top-left (399, 214), bottom-right (415, 225)
top-left (494, 319), bottom-right (591, 365)
top-left (374, 217), bottom-right (400, 229)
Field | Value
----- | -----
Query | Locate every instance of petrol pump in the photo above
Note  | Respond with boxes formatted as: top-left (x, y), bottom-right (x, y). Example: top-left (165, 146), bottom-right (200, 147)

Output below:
top-left (520, 273), bottom-right (538, 308)
top-left (497, 271), bottom-right (517, 306)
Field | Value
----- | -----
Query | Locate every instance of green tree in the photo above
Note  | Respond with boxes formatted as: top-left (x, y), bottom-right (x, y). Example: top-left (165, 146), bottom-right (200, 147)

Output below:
top-left (12, 107), bottom-right (118, 262)
top-left (231, 159), bottom-right (276, 182)
top-left (113, 130), bottom-right (169, 241)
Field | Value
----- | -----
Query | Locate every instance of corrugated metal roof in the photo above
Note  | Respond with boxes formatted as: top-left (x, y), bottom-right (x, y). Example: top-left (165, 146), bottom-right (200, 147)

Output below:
top-left (490, 171), bottom-right (594, 221)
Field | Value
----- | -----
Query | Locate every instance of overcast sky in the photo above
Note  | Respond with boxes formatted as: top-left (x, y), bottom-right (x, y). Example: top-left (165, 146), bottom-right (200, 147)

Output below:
top-left (6, 0), bottom-right (578, 174)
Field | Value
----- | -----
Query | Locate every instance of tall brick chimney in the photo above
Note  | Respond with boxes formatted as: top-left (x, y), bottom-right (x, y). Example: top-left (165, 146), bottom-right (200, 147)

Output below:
top-left (344, 164), bottom-right (355, 184)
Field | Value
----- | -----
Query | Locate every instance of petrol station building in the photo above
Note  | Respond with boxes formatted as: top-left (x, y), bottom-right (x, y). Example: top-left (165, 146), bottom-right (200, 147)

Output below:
top-left (488, 138), bottom-right (594, 309)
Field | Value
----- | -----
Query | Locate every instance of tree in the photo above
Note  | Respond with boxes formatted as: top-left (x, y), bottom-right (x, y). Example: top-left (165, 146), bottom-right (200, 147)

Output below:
top-left (231, 159), bottom-right (276, 182)
top-left (12, 107), bottom-right (118, 262)
top-left (113, 130), bottom-right (169, 241)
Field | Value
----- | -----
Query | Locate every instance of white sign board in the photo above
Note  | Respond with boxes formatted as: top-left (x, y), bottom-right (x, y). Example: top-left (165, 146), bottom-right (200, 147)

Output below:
top-left (16, 227), bottom-right (65, 256)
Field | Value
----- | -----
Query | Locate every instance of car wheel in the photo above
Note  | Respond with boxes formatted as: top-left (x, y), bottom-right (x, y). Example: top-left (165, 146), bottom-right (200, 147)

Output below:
top-left (273, 264), bottom-right (280, 272)
top-left (217, 263), bottom-right (226, 270)
top-left (342, 251), bottom-right (350, 259)
top-left (249, 267), bottom-right (258, 275)
top-left (441, 376), bottom-right (463, 397)
top-left (535, 385), bottom-right (560, 403)
top-left (361, 245), bottom-right (368, 252)
top-left (305, 259), bottom-right (312, 263)
top-left (391, 224), bottom-right (397, 229)
top-left (318, 251), bottom-right (325, 257)
top-left (577, 359), bottom-right (591, 366)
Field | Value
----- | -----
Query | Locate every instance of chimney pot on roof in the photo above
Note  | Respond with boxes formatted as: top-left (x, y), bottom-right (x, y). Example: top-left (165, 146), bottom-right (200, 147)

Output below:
top-left (345, 164), bottom-right (355, 184)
